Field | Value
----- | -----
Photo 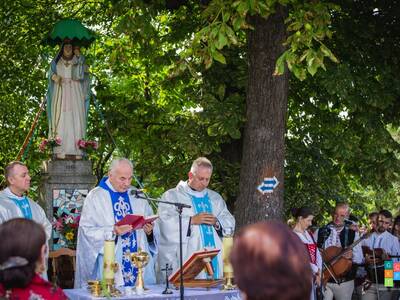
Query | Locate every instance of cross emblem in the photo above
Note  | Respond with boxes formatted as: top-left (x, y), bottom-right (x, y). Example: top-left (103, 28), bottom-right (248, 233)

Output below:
top-left (114, 197), bottom-right (131, 217)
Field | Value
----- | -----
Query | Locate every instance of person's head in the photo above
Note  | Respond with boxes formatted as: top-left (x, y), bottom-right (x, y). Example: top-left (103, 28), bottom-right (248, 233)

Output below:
top-left (4, 161), bottom-right (31, 196)
top-left (230, 221), bottom-right (312, 300)
top-left (73, 45), bottom-right (81, 57)
top-left (377, 210), bottom-right (392, 233)
top-left (368, 212), bottom-right (378, 232)
top-left (0, 218), bottom-right (47, 289)
top-left (291, 207), bottom-right (314, 231)
top-left (392, 216), bottom-right (400, 237)
top-left (62, 40), bottom-right (73, 59)
top-left (332, 203), bottom-right (350, 226)
top-left (188, 157), bottom-right (213, 192)
top-left (108, 158), bottom-right (133, 193)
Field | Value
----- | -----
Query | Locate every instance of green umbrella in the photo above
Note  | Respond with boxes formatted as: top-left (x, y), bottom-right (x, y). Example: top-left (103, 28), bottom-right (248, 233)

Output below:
top-left (45, 18), bottom-right (96, 47)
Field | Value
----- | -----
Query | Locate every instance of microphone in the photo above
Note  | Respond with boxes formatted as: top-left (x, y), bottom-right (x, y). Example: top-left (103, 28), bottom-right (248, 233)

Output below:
top-left (343, 218), bottom-right (356, 226)
top-left (129, 187), bottom-right (144, 196)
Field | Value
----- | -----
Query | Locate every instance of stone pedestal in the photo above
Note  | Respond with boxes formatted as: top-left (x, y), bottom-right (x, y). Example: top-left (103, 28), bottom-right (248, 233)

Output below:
top-left (39, 159), bottom-right (97, 249)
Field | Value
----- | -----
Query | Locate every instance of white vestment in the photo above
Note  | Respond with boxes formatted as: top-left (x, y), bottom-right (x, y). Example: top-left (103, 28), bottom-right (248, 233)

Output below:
top-left (156, 181), bottom-right (235, 282)
top-left (0, 188), bottom-right (52, 239)
top-left (0, 188), bottom-right (52, 279)
top-left (75, 181), bottom-right (158, 288)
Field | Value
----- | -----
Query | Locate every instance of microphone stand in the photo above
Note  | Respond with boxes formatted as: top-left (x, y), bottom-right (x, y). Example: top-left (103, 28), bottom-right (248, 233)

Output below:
top-left (134, 192), bottom-right (191, 300)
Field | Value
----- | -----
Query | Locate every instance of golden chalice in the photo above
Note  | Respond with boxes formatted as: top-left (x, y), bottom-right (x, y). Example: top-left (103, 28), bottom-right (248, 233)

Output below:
top-left (130, 248), bottom-right (149, 294)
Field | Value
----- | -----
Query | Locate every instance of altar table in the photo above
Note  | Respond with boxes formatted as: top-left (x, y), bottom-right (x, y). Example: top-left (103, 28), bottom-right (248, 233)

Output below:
top-left (64, 284), bottom-right (242, 300)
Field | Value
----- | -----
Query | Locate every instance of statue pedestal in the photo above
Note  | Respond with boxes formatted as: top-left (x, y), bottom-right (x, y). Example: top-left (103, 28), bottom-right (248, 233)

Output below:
top-left (39, 159), bottom-right (97, 249)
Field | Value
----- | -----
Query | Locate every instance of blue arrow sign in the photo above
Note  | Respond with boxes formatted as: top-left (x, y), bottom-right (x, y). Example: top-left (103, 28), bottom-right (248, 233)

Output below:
top-left (257, 176), bottom-right (279, 194)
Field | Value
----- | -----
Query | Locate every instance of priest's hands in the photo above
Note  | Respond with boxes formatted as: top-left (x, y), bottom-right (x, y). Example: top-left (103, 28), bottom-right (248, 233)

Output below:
top-left (143, 223), bottom-right (153, 236)
top-left (191, 213), bottom-right (217, 226)
top-left (114, 224), bottom-right (133, 236)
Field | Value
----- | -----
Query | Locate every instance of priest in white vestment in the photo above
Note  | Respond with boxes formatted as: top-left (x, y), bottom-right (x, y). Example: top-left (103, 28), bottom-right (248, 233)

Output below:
top-left (75, 158), bottom-right (158, 288)
top-left (157, 157), bottom-right (235, 282)
top-left (0, 161), bottom-right (51, 239)
top-left (0, 161), bottom-right (52, 279)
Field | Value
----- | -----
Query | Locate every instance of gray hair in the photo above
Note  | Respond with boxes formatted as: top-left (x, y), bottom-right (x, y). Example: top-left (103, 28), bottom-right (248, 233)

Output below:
top-left (109, 158), bottom-right (133, 174)
top-left (190, 157), bottom-right (213, 175)
top-left (4, 161), bottom-right (26, 185)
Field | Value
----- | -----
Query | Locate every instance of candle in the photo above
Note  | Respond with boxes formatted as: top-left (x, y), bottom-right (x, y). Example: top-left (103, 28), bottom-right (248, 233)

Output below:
top-left (222, 236), bottom-right (233, 273)
top-left (103, 239), bottom-right (115, 280)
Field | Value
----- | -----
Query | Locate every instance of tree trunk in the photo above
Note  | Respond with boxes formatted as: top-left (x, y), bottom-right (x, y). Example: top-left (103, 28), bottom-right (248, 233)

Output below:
top-left (235, 6), bottom-right (288, 229)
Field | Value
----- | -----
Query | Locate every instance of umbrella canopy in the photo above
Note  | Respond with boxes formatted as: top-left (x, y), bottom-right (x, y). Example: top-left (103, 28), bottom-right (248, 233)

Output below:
top-left (45, 18), bottom-right (96, 47)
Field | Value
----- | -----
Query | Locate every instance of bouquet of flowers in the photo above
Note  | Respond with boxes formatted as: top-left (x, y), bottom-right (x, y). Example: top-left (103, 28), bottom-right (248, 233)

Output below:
top-left (39, 136), bottom-right (62, 152)
top-left (77, 139), bottom-right (99, 151)
top-left (53, 215), bottom-right (80, 249)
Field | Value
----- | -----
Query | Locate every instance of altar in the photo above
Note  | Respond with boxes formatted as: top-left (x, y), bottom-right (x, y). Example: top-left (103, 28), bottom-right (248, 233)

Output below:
top-left (64, 285), bottom-right (242, 300)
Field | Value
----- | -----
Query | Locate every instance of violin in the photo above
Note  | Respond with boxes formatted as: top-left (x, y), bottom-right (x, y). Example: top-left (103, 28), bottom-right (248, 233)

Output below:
top-left (362, 246), bottom-right (385, 266)
top-left (362, 246), bottom-right (400, 266)
top-left (321, 232), bottom-right (371, 285)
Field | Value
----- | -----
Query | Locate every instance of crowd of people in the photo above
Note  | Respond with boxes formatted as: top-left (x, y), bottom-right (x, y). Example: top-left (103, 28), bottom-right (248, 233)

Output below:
top-left (290, 203), bottom-right (400, 300)
top-left (0, 158), bottom-right (399, 300)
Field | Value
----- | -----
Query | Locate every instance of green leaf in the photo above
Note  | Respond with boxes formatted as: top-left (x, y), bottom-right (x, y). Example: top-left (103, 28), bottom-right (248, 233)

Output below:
top-left (212, 50), bottom-right (226, 64)
top-left (217, 84), bottom-right (226, 100)
top-left (274, 52), bottom-right (287, 76)
top-left (223, 11), bottom-right (231, 23)
top-left (216, 32), bottom-right (228, 50)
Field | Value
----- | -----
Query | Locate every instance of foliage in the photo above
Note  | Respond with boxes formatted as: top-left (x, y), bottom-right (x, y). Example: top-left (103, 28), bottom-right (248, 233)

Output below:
top-left (0, 0), bottom-right (400, 226)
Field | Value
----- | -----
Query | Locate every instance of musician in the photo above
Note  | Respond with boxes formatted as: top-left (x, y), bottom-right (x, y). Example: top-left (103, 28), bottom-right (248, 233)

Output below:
top-left (315, 203), bottom-right (363, 300)
top-left (360, 210), bottom-right (400, 300)
top-left (368, 212), bottom-right (379, 233)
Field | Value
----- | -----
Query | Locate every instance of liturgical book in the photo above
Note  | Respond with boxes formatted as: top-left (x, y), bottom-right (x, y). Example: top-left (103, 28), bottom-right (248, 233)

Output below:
top-left (115, 214), bottom-right (158, 230)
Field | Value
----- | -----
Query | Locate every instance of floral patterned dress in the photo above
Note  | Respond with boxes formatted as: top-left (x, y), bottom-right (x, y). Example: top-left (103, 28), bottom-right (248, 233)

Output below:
top-left (0, 274), bottom-right (67, 300)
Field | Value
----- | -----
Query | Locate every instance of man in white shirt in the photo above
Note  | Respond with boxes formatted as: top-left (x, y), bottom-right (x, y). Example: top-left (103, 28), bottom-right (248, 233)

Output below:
top-left (360, 209), bottom-right (400, 300)
top-left (315, 203), bottom-right (363, 300)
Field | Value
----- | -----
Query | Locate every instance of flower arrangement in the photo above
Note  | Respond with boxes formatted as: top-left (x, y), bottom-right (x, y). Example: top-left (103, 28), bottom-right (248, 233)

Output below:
top-left (53, 215), bottom-right (80, 249)
top-left (77, 139), bottom-right (99, 150)
top-left (39, 136), bottom-right (62, 152)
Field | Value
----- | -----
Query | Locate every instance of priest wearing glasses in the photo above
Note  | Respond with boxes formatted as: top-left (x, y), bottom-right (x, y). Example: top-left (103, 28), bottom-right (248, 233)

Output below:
top-left (156, 157), bottom-right (235, 282)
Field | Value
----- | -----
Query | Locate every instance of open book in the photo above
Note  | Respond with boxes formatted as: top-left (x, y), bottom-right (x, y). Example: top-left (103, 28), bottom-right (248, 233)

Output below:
top-left (115, 214), bottom-right (158, 230)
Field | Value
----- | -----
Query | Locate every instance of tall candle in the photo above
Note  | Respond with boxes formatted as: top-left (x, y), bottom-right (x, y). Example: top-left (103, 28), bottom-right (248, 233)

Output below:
top-left (103, 239), bottom-right (115, 280)
top-left (222, 236), bottom-right (233, 273)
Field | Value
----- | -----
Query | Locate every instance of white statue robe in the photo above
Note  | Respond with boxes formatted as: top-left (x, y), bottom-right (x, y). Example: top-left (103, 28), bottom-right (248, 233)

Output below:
top-left (50, 57), bottom-right (86, 156)
top-left (0, 188), bottom-right (52, 239)
top-left (156, 181), bottom-right (235, 282)
top-left (75, 181), bottom-right (158, 288)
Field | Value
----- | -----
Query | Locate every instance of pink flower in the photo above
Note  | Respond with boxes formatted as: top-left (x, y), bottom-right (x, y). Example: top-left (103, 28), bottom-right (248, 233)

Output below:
top-left (39, 139), bottom-right (48, 152)
top-left (77, 139), bottom-right (86, 148)
top-left (55, 136), bottom-right (62, 145)
top-left (77, 139), bottom-right (99, 150)
top-left (53, 219), bottom-right (64, 231)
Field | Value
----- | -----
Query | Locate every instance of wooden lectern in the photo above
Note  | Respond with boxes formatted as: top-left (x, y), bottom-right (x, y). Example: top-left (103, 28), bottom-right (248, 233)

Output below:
top-left (169, 249), bottom-right (223, 288)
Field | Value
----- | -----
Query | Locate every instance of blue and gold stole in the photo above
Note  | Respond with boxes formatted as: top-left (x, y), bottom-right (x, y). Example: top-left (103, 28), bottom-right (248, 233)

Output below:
top-left (191, 193), bottom-right (219, 279)
top-left (99, 177), bottom-right (138, 286)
